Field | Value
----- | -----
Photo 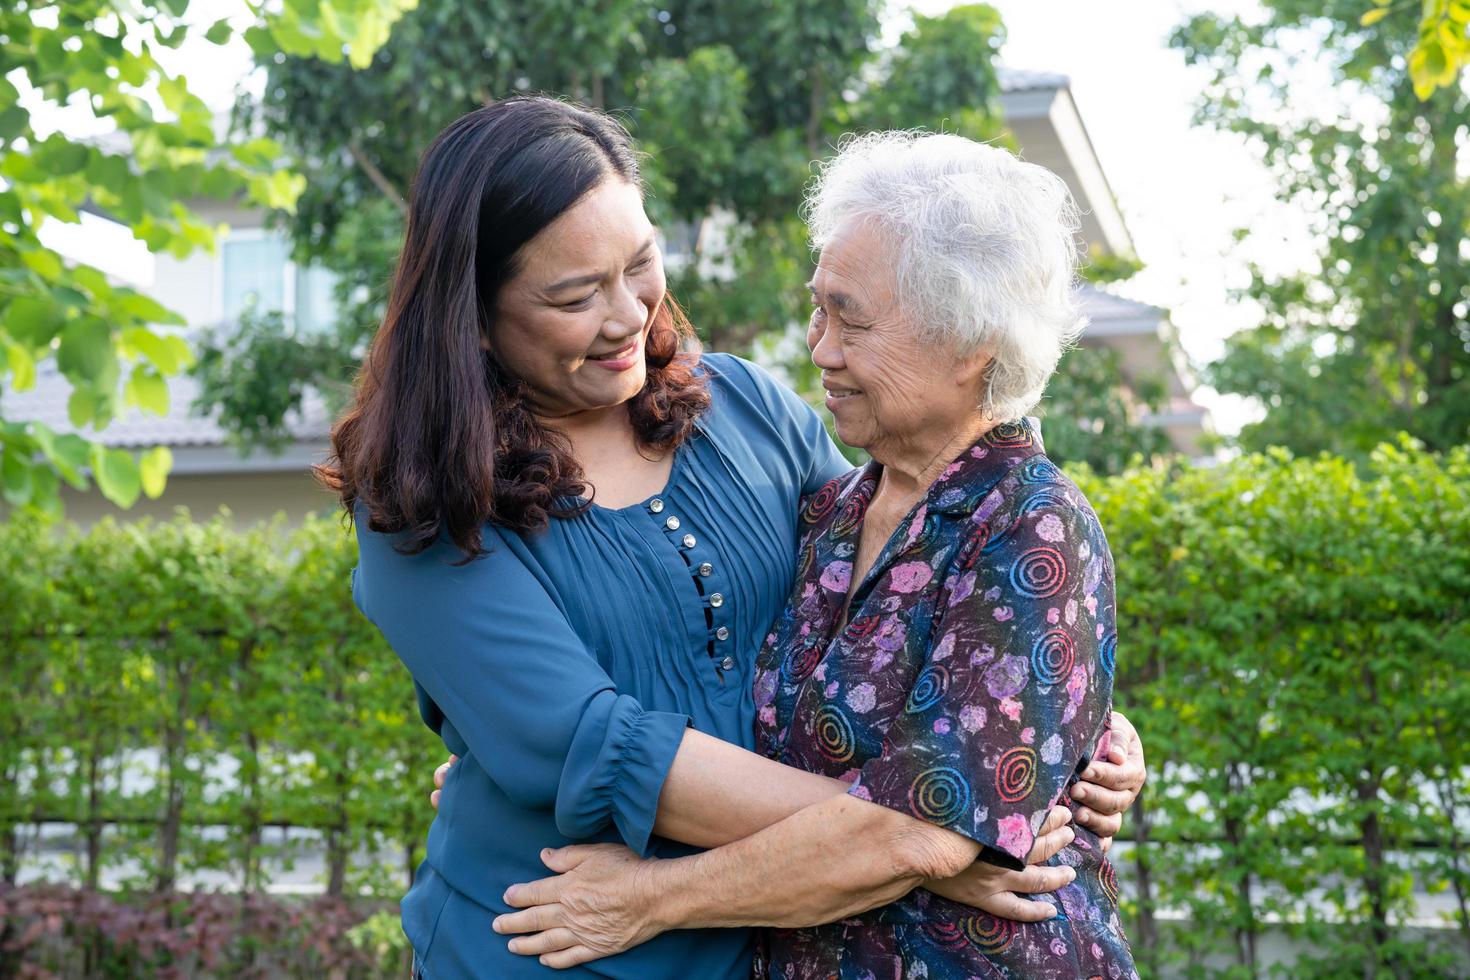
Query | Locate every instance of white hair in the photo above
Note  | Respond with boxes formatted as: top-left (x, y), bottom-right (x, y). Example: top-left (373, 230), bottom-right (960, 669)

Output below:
top-left (803, 131), bottom-right (1087, 423)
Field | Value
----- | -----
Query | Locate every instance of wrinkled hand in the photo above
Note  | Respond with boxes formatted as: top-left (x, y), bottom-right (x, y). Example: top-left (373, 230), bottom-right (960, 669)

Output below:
top-left (430, 754), bottom-right (457, 810)
top-left (924, 805), bottom-right (1077, 919)
top-left (494, 844), bottom-right (664, 969)
top-left (1071, 710), bottom-right (1146, 851)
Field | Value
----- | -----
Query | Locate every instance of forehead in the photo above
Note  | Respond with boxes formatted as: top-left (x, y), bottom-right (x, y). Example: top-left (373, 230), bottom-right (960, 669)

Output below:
top-left (517, 180), bottom-right (652, 275)
top-left (809, 217), bottom-right (898, 304)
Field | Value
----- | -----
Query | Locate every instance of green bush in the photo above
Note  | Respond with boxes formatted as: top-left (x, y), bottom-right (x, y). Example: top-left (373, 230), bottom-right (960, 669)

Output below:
top-left (1074, 439), bottom-right (1470, 977)
top-left (1, 439), bottom-right (1468, 977)
top-left (0, 511), bottom-right (438, 900)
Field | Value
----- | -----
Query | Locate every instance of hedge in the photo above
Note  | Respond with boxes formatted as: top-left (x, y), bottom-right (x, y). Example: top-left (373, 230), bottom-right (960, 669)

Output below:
top-left (1, 437), bottom-right (1467, 977)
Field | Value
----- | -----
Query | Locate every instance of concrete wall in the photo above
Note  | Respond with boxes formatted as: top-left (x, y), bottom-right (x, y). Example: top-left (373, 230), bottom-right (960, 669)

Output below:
top-left (56, 468), bottom-right (339, 531)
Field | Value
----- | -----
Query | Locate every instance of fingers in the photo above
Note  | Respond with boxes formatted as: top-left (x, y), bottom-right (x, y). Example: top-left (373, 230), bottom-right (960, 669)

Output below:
top-left (1006, 862), bottom-right (1076, 896)
top-left (494, 904), bottom-right (566, 936)
top-left (1038, 804), bottom-right (1071, 836)
top-left (540, 845), bottom-right (595, 874)
top-left (1075, 808), bottom-right (1122, 838)
top-left (504, 874), bottom-right (565, 908)
top-left (1025, 820), bottom-right (1075, 866)
top-left (1070, 782), bottom-right (1135, 816)
top-left (1101, 835), bottom-right (1113, 855)
top-left (429, 789), bottom-right (440, 811)
top-left (434, 760), bottom-right (451, 790)
top-left (975, 890), bottom-right (1059, 923)
top-left (540, 946), bottom-right (605, 969)
top-left (506, 927), bottom-right (579, 957)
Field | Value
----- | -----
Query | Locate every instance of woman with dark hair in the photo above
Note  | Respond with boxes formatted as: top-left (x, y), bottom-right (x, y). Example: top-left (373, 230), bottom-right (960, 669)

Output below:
top-left (325, 97), bottom-right (1143, 978)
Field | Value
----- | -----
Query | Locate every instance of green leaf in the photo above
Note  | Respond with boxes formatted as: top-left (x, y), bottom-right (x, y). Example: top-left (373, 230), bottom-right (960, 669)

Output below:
top-left (20, 248), bottom-right (63, 281)
top-left (205, 18), bottom-right (234, 45)
top-left (36, 137), bottom-right (89, 176)
top-left (67, 387), bottom-right (102, 429)
top-left (117, 292), bottom-right (185, 326)
top-left (139, 445), bottom-right (172, 499)
top-left (58, 316), bottom-right (118, 385)
top-left (3, 341), bottom-right (36, 391)
top-left (1360, 7), bottom-right (1391, 26)
top-left (0, 107), bottom-right (28, 143)
top-left (122, 327), bottom-right (181, 374)
top-left (3, 296), bottom-right (65, 347)
top-left (90, 444), bottom-right (141, 508)
top-left (1, 446), bottom-right (33, 506)
top-left (124, 365), bottom-right (170, 415)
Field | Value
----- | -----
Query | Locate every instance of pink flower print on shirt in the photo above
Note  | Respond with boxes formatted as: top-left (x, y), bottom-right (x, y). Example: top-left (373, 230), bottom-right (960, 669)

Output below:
top-left (820, 561), bottom-right (852, 594)
top-left (889, 561), bottom-right (933, 594)
top-left (996, 812), bottom-right (1033, 857)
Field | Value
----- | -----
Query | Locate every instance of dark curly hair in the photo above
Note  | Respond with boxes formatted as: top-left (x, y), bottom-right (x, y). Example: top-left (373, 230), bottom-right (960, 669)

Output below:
top-left (316, 96), bottom-right (710, 560)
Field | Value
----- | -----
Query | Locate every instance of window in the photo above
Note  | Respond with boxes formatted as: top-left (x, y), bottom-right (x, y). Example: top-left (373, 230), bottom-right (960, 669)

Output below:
top-left (219, 230), bottom-right (339, 334)
top-left (221, 233), bottom-right (288, 321)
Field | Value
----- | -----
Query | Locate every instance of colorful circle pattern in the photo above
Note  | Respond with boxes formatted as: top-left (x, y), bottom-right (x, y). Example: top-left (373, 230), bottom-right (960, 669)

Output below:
top-left (1031, 629), bottom-right (1076, 686)
top-left (905, 664), bottom-right (950, 713)
top-left (909, 766), bottom-right (971, 824)
top-left (813, 705), bottom-right (855, 763)
top-left (962, 913), bottom-right (1017, 954)
top-left (995, 746), bottom-right (1038, 803)
top-left (1009, 546), bottom-right (1067, 598)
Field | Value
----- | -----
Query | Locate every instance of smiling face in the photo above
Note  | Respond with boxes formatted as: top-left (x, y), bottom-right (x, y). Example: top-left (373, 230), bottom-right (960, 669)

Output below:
top-left (490, 178), bottom-right (665, 420)
top-left (807, 217), bottom-right (992, 466)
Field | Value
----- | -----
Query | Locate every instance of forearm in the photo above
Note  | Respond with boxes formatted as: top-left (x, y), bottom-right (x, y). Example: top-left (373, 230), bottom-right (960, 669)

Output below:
top-left (651, 728), bottom-right (848, 848)
top-left (648, 792), bottom-right (978, 930)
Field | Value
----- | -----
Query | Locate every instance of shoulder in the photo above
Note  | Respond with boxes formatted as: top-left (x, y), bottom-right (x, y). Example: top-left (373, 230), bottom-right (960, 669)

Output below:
top-left (695, 350), bottom-right (821, 433)
top-left (352, 508), bottom-right (528, 608)
top-left (974, 456), bottom-right (1111, 566)
top-left (696, 351), bottom-right (793, 405)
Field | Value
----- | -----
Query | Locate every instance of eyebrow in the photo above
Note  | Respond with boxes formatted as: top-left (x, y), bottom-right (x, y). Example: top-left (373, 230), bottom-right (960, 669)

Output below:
top-left (806, 280), bottom-right (860, 314)
top-left (544, 236), bottom-right (657, 294)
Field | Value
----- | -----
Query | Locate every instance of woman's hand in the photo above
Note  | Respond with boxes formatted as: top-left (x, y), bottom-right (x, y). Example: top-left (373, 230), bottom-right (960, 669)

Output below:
top-left (1071, 710), bottom-right (1146, 850)
top-left (923, 805), bottom-right (1076, 919)
top-left (493, 844), bottom-right (666, 969)
top-left (430, 754), bottom-right (457, 810)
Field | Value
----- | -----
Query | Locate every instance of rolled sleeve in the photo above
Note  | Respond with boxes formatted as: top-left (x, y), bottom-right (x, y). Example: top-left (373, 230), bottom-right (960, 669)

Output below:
top-left (847, 500), bottom-right (1116, 870)
top-left (352, 520), bottom-right (689, 855)
top-left (557, 694), bottom-right (690, 855)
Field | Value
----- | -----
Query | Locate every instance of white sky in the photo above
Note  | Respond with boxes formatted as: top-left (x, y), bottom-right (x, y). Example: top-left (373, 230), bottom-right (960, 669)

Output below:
top-left (31, 0), bottom-right (1317, 434)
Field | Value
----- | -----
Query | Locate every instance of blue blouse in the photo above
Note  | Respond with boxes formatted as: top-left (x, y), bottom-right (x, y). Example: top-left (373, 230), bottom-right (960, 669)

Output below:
top-left (352, 353), bottom-right (851, 979)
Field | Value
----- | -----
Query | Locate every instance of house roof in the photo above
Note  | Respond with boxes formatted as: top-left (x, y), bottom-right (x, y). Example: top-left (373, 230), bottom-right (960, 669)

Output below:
top-left (997, 67), bottom-right (1071, 93)
top-left (3, 287), bottom-right (1160, 460)
top-left (2, 361), bottom-right (332, 456)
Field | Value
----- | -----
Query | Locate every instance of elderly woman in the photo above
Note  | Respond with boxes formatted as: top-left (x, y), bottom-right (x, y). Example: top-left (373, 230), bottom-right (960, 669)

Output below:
top-left (488, 132), bottom-right (1137, 978)
top-left (339, 95), bottom-right (1141, 979)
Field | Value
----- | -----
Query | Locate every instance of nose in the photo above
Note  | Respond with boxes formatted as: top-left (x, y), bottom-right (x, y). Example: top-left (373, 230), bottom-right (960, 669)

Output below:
top-left (604, 280), bottom-right (648, 340)
top-left (809, 315), bottom-right (844, 371)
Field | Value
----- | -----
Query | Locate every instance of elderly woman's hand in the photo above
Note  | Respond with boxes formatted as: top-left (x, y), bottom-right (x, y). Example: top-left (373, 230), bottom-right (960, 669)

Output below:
top-left (923, 805), bottom-right (1076, 919)
top-left (1070, 711), bottom-right (1146, 850)
top-left (493, 843), bottom-right (665, 969)
top-left (430, 754), bottom-right (457, 810)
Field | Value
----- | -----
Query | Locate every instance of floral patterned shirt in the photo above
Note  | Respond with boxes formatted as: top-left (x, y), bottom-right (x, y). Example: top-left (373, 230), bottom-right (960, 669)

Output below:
top-left (752, 419), bottom-right (1138, 980)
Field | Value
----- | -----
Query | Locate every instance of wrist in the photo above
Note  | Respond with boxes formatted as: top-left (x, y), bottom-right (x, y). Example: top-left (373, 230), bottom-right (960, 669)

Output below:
top-left (634, 856), bottom-right (684, 934)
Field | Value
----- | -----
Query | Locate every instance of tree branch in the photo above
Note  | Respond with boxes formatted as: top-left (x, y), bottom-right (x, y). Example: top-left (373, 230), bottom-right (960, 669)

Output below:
top-left (347, 141), bottom-right (407, 214)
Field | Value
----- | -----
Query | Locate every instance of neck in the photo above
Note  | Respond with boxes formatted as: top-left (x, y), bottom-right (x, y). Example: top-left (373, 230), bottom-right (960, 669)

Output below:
top-left (539, 401), bottom-right (634, 447)
top-left (872, 414), bottom-right (995, 503)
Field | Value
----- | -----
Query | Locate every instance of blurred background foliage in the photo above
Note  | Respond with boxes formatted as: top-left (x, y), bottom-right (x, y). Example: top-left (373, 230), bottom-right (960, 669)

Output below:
top-left (2, 439), bottom-right (1468, 977)
top-left (1172, 0), bottom-right (1470, 461)
top-left (0, 0), bottom-right (415, 515)
top-left (186, 0), bottom-right (1170, 477)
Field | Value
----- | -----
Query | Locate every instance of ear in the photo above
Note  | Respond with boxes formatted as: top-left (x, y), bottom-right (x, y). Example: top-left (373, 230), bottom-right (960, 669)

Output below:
top-left (956, 344), bottom-right (995, 397)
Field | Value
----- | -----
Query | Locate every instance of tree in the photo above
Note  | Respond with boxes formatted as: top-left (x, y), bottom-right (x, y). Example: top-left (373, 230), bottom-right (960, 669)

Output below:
top-left (0, 0), bottom-right (413, 517)
top-left (1174, 1), bottom-right (1470, 458)
top-left (1361, 0), bottom-right (1470, 98)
